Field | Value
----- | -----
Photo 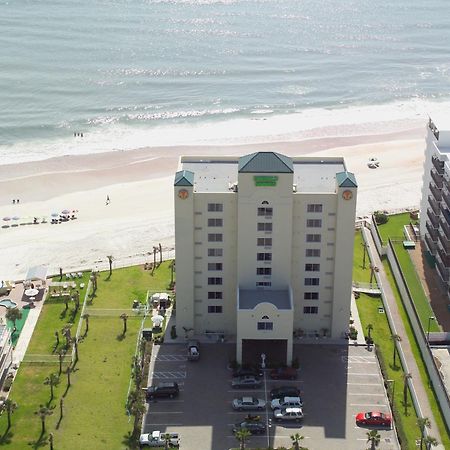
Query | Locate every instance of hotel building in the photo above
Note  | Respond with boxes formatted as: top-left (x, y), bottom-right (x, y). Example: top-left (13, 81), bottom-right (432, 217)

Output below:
top-left (420, 116), bottom-right (450, 299)
top-left (174, 152), bottom-right (357, 365)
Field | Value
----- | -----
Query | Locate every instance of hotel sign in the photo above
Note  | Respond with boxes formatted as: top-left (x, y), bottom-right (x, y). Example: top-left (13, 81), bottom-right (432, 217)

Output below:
top-left (254, 176), bottom-right (278, 187)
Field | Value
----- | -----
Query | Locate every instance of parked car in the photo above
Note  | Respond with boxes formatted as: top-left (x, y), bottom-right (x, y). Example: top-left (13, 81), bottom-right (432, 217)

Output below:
top-left (270, 396), bottom-right (303, 410)
top-left (232, 396), bottom-right (266, 411)
top-left (273, 407), bottom-right (304, 422)
top-left (269, 367), bottom-right (297, 380)
top-left (232, 420), bottom-right (266, 435)
top-left (139, 430), bottom-right (180, 447)
top-left (146, 382), bottom-right (179, 400)
top-left (270, 386), bottom-right (301, 400)
top-left (187, 340), bottom-right (200, 361)
top-left (232, 366), bottom-right (263, 379)
top-left (355, 411), bottom-right (392, 427)
top-left (231, 376), bottom-right (262, 389)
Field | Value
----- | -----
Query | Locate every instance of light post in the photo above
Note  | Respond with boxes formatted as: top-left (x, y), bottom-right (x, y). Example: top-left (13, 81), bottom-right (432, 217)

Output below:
top-left (386, 379), bottom-right (395, 407)
top-left (427, 316), bottom-right (435, 342)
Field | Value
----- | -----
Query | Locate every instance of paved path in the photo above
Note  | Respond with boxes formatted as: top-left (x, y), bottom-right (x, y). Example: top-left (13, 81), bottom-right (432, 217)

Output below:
top-left (363, 227), bottom-right (444, 448)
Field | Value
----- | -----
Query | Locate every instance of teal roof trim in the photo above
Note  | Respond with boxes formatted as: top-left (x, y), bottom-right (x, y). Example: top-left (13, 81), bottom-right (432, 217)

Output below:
top-left (336, 171), bottom-right (357, 188)
top-left (238, 152), bottom-right (294, 173)
top-left (174, 170), bottom-right (194, 186)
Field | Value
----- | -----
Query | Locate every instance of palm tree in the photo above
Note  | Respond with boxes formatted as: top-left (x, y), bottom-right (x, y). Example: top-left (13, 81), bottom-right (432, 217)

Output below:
top-left (72, 290), bottom-right (80, 311)
top-left (170, 260), bottom-right (175, 286)
top-left (6, 307), bottom-right (22, 334)
top-left (403, 372), bottom-right (412, 414)
top-left (366, 324), bottom-right (373, 341)
top-left (35, 405), bottom-right (53, 435)
top-left (44, 373), bottom-right (60, 401)
top-left (63, 295), bottom-right (69, 311)
top-left (59, 398), bottom-right (64, 420)
top-left (54, 330), bottom-right (60, 348)
top-left (120, 313), bottom-right (128, 335)
top-left (417, 417), bottom-right (431, 449)
top-left (1, 398), bottom-right (17, 430)
top-left (391, 334), bottom-right (402, 367)
top-left (159, 243), bottom-right (163, 265)
top-left (234, 428), bottom-right (251, 450)
top-left (73, 337), bottom-right (79, 362)
top-left (291, 432), bottom-right (305, 450)
top-left (107, 255), bottom-right (114, 277)
top-left (162, 433), bottom-right (172, 450)
top-left (153, 246), bottom-right (157, 269)
top-left (57, 350), bottom-right (65, 375)
top-left (49, 432), bottom-right (54, 450)
top-left (424, 435), bottom-right (438, 449)
top-left (62, 325), bottom-right (72, 349)
top-left (366, 429), bottom-right (381, 450)
top-left (90, 270), bottom-right (98, 295)
top-left (82, 313), bottom-right (90, 335)
top-left (66, 366), bottom-right (72, 387)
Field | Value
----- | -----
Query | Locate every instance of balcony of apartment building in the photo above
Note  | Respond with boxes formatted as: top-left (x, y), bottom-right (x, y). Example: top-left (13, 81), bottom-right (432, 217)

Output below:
top-left (432, 155), bottom-right (445, 175)
top-left (429, 182), bottom-right (442, 202)
top-left (426, 221), bottom-right (439, 242)
top-left (428, 194), bottom-right (441, 216)
top-left (442, 188), bottom-right (450, 211)
top-left (436, 256), bottom-right (449, 284)
top-left (438, 229), bottom-right (450, 253)
top-left (425, 233), bottom-right (437, 254)
top-left (429, 118), bottom-right (440, 140)
top-left (437, 241), bottom-right (450, 267)
top-left (430, 168), bottom-right (444, 189)
top-left (427, 207), bottom-right (440, 229)
top-left (441, 205), bottom-right (450, 228)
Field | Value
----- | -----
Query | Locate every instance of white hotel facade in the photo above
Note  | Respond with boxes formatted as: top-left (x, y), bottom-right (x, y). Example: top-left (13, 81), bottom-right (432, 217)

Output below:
top-left (420, 115), bottom-right (450, 299)
top-left (174, 152), bottom-right (357, 365)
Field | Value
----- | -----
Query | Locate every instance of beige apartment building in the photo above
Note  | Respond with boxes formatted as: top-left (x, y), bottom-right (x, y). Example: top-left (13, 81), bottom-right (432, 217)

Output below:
top-left (174, 152), bottom-right (357, 365)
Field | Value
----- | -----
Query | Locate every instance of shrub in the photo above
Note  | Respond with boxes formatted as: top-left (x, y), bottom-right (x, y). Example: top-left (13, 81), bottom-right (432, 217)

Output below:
top-left (349, 326), bottom-right (358, 340)
top-left (374, 211), bottom-right (389, 225)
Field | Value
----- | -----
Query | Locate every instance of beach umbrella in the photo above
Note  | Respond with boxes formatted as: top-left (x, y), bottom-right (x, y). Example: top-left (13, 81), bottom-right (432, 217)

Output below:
top-left (151, 315), bottom-right (164, 327)
top-left (51, 212), bottom-right (59, 217)
top-left (61, 209), bottom-right (70, 215)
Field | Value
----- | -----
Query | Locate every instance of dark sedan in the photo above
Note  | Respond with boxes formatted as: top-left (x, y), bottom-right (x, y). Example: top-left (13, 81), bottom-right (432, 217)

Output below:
top-left (269, 367), bottom-right (297, 380)
top-left (270, 386), bottom-right (301, 400)
top-left (232, 420), bottom-right (266, 435)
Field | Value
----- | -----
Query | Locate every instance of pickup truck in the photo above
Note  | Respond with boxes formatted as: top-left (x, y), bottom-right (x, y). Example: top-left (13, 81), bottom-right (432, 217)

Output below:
top-left (139, 430), bottom-right (180, 447)
top-left (187, 340), bottom-right (200, 361)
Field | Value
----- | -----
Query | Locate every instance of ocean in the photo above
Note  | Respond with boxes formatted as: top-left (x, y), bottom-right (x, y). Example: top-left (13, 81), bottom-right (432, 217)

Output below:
top-left (0, 0), bottom-right (449, 164)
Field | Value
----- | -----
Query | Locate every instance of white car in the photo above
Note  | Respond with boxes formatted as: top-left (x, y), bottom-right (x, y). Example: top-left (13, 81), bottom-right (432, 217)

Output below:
top-left (270, 396), bottom-right (303, 410)
top-left (232, 396), bottom-right (266, 411)
top-left (139, 430), bottom-right (180, 447)
top-left (273, 407), bottom-right (304, 422)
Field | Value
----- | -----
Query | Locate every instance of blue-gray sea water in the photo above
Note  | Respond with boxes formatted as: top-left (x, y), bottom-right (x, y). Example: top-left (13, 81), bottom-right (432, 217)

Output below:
top-left (0, 0), bottom-right (449, 164)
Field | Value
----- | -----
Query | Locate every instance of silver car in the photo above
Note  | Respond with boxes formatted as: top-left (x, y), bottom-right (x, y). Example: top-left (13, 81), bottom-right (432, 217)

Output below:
top-left (231, 376), bottom-right (262, 389)
top-left (273, 407), bottom-right (304, 422)
top-left (232, 396), bottom-right (266, 411)
top-left (270, 396), bottom-right (303, 410)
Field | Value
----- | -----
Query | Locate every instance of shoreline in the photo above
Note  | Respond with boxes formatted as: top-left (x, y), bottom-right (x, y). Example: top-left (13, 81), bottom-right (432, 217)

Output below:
top-left (0, 127), bottom-right (426, 280)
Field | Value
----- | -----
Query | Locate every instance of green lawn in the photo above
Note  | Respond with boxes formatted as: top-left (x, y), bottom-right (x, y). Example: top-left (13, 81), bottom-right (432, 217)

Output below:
top-left (376, 212), bottom-right (411, 244)
top-left (353, 231), bottom-right (374, 283)
top-left (0, 263), bottom-right (173, 449)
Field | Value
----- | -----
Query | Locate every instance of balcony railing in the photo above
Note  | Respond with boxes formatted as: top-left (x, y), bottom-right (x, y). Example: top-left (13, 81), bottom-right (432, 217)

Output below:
top-left (432, 156), bottom-right (445, 175)
top-left (436, 258), bottom-right (449, 283)
top-left (427, 208), bottom-right (440, 228)
top-left (441, 206), bottom-right (450, 227)
top-left (425, 233), bottom-right (437, 254)
top-left (438, 230), bottom-right (450, 253)
top-left (429, 118), bottom-right (440, 140)
top-left (442, 190), bottom-right (450, 211)
top-left (437, 244), bottom-right (450, 266)
top-left (428, 195), bottom-right (441, 216)
top-left (430, 182), bottom-right (442, 201)
top-left (426, 222), bottom-right (439, 241)
top-left (431, 168), bottom-right (443, 189)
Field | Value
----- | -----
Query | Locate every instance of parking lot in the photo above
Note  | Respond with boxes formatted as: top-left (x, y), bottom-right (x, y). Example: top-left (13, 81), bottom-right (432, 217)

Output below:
top-left (143, 343), bottom-right (399, 450)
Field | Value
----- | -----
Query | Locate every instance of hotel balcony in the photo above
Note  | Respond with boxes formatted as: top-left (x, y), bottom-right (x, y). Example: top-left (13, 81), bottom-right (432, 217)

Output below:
top-left (437, 243), bottom-right (450, 267)
top-left (432, 156), bottom-right (445, 175)
top-left (431, 168), bottom-right (443, 189)
top-left (439, 229), bottom-right (450, 254)
top-left (441, 206), bottom-right (450, 227)
top-left (425, 233), bottom-right (437, 254)
top-left (426, 222), bottom-right (439, 241)
top-left (429, 118), bottom-right (440, 140)
top-left (442, 190), bottom-right (450, 211)
top-left (430, 182), bottom-right (442, 201)
top-left (427, 208), bottom-right (440, 229)
top-left (436, 257), bottom-right (449, 283)
top-left (428, 195), bottom-right (441, 216)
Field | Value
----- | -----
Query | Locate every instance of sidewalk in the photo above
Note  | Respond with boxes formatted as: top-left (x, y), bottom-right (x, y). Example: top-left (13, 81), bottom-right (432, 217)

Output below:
top-left (363, 227), bottom-right (444, 447)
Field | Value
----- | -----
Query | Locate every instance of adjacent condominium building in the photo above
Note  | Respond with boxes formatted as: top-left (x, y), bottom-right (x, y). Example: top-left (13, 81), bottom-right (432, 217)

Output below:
top-left (420, 116), bottom-right (450, 299)
top-left (174, 152), bottom-right (357, 365)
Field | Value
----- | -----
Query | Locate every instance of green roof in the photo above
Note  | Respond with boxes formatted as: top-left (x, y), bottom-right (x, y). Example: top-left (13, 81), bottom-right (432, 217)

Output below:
top-left (238, 152), bottom-right (294, 173)
top-left (174, 170), bottom-right (194, 186)
top-left (336, 171), bottom-right (357, 188)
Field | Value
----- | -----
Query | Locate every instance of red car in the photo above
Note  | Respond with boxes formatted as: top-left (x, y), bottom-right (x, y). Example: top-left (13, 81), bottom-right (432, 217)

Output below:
top-left (269, 367), bottom-right (297, 380)
top-left (355, 411), bottom-right (392, 427)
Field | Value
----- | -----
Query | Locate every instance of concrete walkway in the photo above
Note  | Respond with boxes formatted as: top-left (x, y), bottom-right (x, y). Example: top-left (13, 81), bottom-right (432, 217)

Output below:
top-left (363, 227), bottom-right (444, 448)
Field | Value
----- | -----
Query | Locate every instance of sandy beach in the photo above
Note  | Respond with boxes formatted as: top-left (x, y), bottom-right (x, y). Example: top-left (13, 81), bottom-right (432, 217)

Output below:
top-left (0, 126), bottom-right (426, 281)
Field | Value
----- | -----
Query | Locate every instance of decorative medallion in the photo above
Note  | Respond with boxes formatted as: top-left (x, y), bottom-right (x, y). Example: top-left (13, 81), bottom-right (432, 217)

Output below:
top-left (178, 189), bottom-right (189, 199)
top-left (342, 190), bottom-right (353, 200)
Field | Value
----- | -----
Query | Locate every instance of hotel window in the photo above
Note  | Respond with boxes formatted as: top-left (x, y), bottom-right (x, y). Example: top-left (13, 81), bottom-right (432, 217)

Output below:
top-left (208, 305), bottom-right (223, 313)
top-left (306, 234), bottom-right (321, 243)
top-left (307, 204), bottom-right (323, 213)
top-left (303, 306), bottom-right (319, 314)
top-left (208, 277), bottom-right (222, 285)
top-left (257, 238), bottom-right (272, 247)
top-left (208, 263), bottom-right (223, 271)
top-left (208, 292), bottom-right (223, 299)
top-left (208, 233), bottom-right (223, 242)
top-left (305, 249), bottom-right (321, 257)
top-left (305, 263), bottom-right (320, 272)
top-left (256, 281), bottom-right (272, 287)
top-left (305, 278), bottom-right (320, 286)
top-left (257, 322), bottom-right (273, 330)
top-left (208, 248), bottom-right (223, 257)
top-left (257, 222), bottom-right (273, 232)
top-left (208, 203), bottom-right (223, 212)
top-left (257, 207), bottom-right (273, 217)
top-left (304, 292), bottom-right (319, 300)
top-left (257, 267), bottom-right (272, 275)
top-left (257, 253), bottom-right (272, 261)
top-left (208, 218), bottom-right (223, 227)
top-left (306, 219), bottom-right (322, 228)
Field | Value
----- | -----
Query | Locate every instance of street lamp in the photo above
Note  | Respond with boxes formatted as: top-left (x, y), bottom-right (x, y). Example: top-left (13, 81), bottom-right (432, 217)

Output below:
top-left (386, 379), bottom-right (395, 407)
top-left (427, 316), bottom-right (435, 342)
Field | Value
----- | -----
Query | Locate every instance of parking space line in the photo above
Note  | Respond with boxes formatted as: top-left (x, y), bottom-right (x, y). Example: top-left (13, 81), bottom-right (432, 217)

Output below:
top-left (347, 382), bottom-right (379, 386)
top-left (350, 403), bottom-right (387, 407)
top-left (348, 373), bottom-right (379, 376)
top-left (349, 393), bottom-right (385, 396)
top-left (151, 371), bottom-right (187, 379)
top-left (227, 390), bottom-right (265, 393)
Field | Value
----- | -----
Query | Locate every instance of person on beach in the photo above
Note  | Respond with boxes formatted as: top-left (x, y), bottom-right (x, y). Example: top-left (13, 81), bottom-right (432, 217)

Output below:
top-left (12, 199), bottom-right (15, 204)
top-left (106, 195), bottom-right (110, 205)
